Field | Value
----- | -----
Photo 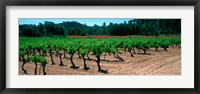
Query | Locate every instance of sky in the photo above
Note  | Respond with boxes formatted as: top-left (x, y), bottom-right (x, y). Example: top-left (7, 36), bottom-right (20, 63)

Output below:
top-left (19, 18), bottom-right (133, 26)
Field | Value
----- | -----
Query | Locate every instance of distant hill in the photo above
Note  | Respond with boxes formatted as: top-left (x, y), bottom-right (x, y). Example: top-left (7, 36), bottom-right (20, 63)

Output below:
top-left (19, 19), bottom-right (181, 37)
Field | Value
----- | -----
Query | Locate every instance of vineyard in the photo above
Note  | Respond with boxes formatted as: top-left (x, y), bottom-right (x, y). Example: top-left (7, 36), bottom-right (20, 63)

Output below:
top-left (19, 37), bottom-right (181, 75)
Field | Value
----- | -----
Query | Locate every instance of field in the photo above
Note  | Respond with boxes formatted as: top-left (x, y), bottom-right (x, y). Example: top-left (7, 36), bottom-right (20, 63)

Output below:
top-left (19, 37), bottom-right (181, 75)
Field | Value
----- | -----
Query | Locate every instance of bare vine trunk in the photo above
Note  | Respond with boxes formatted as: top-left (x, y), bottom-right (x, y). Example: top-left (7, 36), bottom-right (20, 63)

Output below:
top-left (49, 49), bottom-right (54, 65)
top-left (22, 57), bottom-right (27, 74)
top-left (59, 53), bottom-right (64, 66)
top-left (35, 62), bottom-right (37, 75)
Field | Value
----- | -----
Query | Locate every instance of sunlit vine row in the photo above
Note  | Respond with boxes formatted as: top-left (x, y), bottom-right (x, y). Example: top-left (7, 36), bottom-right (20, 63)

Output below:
top-left (19, 37), bottom-right (181, 75)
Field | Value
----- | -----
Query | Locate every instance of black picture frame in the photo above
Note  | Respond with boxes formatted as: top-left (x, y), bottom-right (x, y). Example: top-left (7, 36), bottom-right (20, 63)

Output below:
top-left (0, 0), bottom-right (200, 94)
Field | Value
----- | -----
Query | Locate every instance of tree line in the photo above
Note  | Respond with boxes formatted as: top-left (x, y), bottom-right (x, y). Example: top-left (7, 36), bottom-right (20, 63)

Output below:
top-left (19, 19), bottom-right (181, 37)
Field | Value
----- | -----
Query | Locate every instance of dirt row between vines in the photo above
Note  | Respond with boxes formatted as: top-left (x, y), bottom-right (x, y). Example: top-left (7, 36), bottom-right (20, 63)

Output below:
top-left (19, 47), bottom-right (181, 75)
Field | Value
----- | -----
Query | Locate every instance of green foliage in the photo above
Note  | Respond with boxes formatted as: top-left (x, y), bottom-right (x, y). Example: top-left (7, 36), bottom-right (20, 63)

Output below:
top-left (19, 19), bottom-right (181, 37)
top-left (160, 39), bottom-right (170, 49)
top-left (124, 41), bottom-right (132, 51)
top-left (110, 46), bottom-right (117, 55)
top-left (28, 55), bottom-right (41, 62)
top-left (40, 57), bottom-right (46, 67)
top-left (19, 37), bottom-right (181, 74)
top-left (19, 51), bottom-right (26, 57)
top-left (91, 43), bottom-right (104, 57)
top-left (42, 45), bottom-right (48, 53)
top-left (67, 45), bottom-right (77, 54)
top-left (20, 37), bottom-right (181, 59)
top-left (80, 49), bottom-right (88, 57)
top-left (28, 55), bottom-right (46, 67)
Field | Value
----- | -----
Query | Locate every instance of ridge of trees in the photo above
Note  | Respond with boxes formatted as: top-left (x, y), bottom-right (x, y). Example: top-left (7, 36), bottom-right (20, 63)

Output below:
top-left (19, 19), bottom-right (181, 37)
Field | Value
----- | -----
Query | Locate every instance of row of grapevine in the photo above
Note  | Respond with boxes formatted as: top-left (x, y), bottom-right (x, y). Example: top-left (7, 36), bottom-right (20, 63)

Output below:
top-left (19, 37), bottom-right (181, 75)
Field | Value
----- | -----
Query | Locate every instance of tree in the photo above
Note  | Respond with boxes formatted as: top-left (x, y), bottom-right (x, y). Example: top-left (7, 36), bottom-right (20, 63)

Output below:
top-left (80, 48), bottom-right (90, 70)
top-left (91, 43), bottom-right (107, 73)
top-left (19, 19), bottom-right (181, 37)
top-left (44, 21), bottom-right (56, 36)
top-left (28, 55), bottom-right (47, 75)
top-left (38, 23), bottom-right (47, 37)
top-left (19, 50), bottom-right (27, 74)
top-left (67, 42), bottom-right (79, 69)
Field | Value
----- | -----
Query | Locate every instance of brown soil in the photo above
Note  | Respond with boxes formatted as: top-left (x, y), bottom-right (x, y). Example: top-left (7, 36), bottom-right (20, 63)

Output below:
top-left (19, 47), bottom-right (181, 75)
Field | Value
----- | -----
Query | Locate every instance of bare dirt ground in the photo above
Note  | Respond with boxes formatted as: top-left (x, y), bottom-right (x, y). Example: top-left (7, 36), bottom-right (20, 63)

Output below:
top-left (19, 47), bottom-right (181, 75)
